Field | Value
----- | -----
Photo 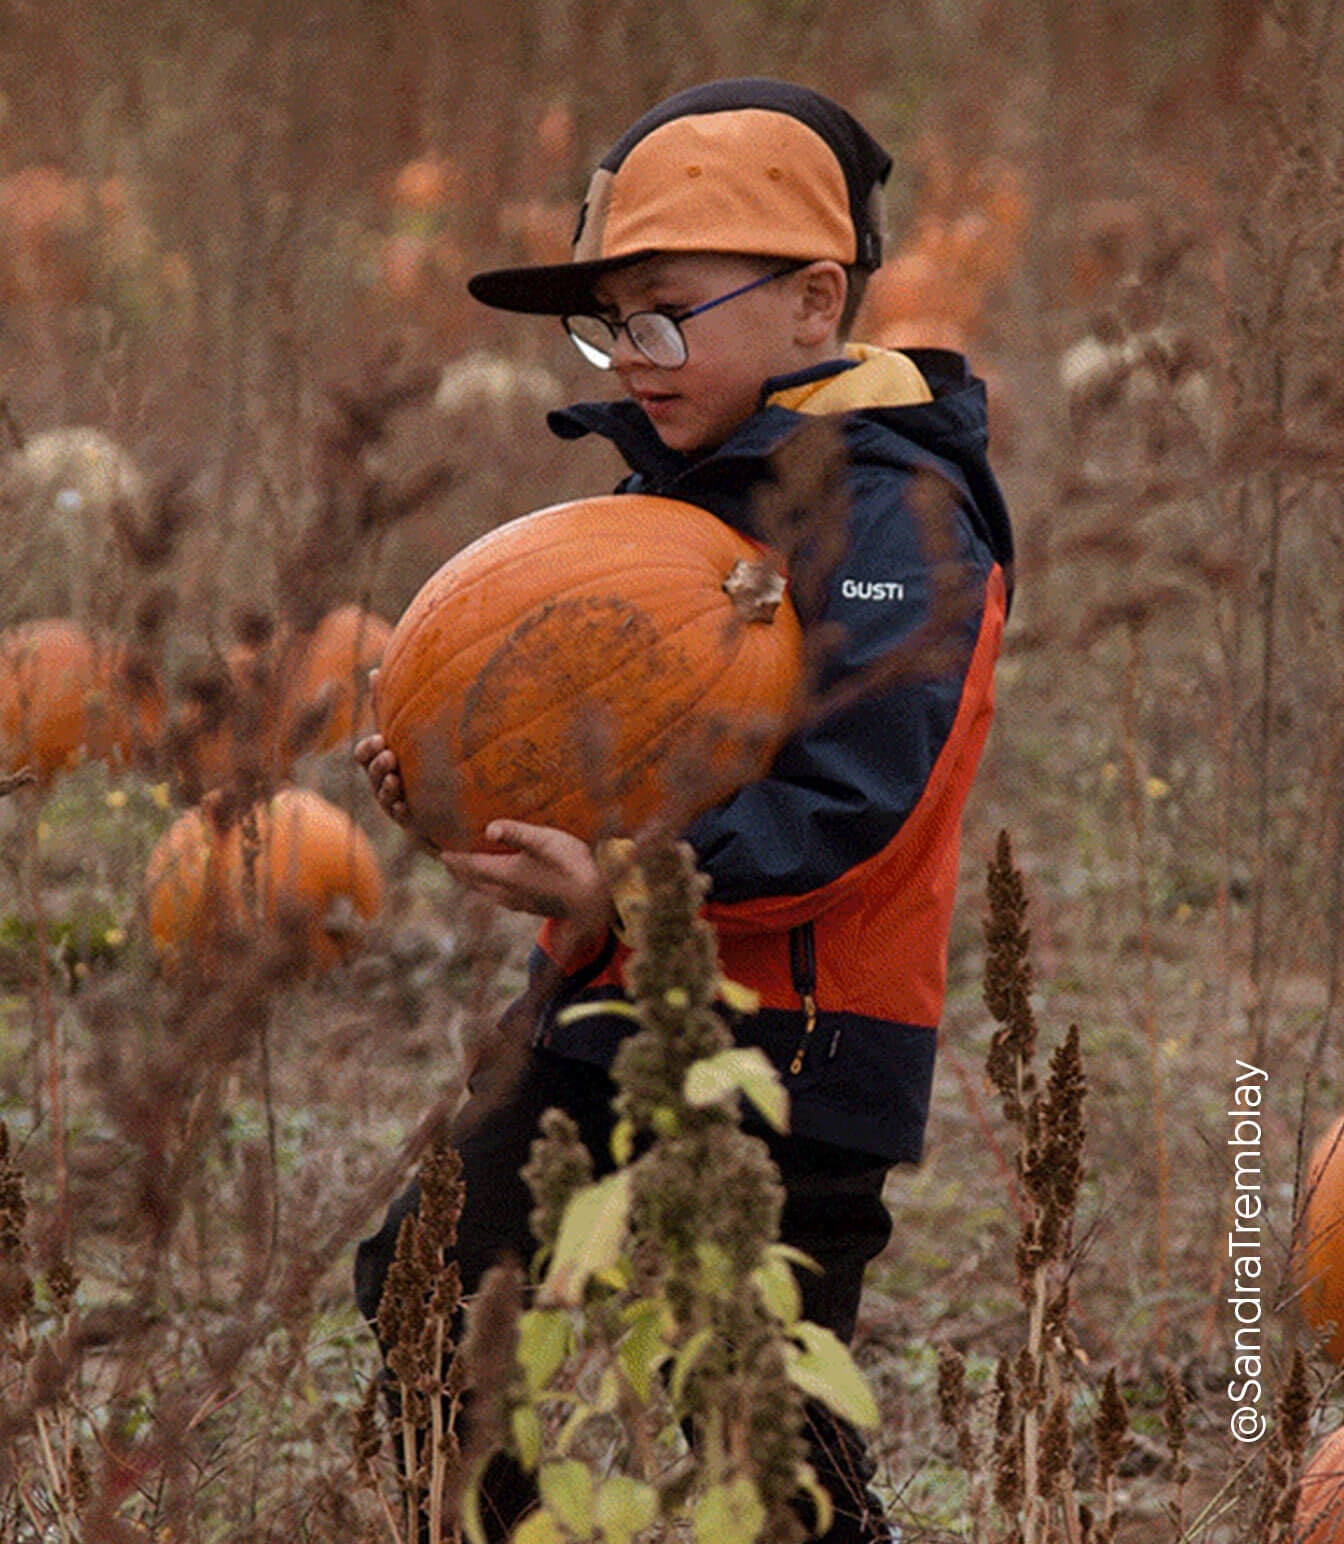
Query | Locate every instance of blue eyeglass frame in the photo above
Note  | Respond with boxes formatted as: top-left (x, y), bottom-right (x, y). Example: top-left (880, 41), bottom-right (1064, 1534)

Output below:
top-left (564, 261), bottom-right (808, 370)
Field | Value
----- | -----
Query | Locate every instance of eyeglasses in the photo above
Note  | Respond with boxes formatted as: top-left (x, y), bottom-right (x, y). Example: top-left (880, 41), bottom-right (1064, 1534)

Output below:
top-left (563, 263), bottom-right (807, 370)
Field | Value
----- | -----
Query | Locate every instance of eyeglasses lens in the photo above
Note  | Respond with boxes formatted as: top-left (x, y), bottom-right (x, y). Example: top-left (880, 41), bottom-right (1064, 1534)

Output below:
top-left (565, 315), bottom-right (616, 369)
top-left (563, 311), bottom-right (687, 370)
top-left (626, 314), bottom-right (686, 368)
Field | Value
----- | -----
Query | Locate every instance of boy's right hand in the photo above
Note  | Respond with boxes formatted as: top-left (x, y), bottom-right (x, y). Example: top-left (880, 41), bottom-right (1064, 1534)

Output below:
top-left (354, 731), bottom-right (411, 826)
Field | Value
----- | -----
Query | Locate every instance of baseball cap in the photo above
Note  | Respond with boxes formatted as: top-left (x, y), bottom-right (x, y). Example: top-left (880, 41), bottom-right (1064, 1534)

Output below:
top-left (468, 78), bottom-right (893, 317)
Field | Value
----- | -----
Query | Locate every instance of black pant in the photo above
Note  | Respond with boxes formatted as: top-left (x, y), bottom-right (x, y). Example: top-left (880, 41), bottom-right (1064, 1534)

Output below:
top-left (355, 1046), bottom-right (893, 1543)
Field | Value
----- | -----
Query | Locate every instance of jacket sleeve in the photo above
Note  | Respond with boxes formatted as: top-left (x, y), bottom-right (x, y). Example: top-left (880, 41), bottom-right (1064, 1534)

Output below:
top-left (684, 455), bottom-right (996, 913)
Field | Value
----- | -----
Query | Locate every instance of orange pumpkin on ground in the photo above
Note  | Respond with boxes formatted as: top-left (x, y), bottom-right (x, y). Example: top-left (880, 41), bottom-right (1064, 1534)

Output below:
top-left (145, 786), bottom-right (384, 973)
top-left (279, 604), bottom-right (391, 757)
top-left (0, 619), bottom-right (162, 782)
top-left (1297, 1425), bottom-right (1344, 1544)
top-left (1297, 1116), bottom-right (1344, 1361)
top-left (373, 494), bottom-right (804, 850)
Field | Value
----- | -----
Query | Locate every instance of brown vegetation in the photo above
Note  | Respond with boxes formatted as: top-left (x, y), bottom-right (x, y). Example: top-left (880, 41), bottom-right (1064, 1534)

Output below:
top-left (1, 2), bottom-right (1343, 1540)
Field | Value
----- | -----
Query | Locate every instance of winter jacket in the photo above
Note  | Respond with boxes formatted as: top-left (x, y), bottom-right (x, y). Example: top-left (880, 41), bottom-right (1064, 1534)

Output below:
top-left (532, 344), bottom-right (1013, 1164)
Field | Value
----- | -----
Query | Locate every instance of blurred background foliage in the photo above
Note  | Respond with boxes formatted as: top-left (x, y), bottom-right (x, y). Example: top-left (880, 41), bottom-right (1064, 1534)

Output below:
top-left (2, 1), bottom-right (1344, 1535)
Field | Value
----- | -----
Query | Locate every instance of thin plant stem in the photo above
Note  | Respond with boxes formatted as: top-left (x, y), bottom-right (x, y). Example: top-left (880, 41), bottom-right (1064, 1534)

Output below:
top-left (21, 792), bottom-right (68, 1252)
top-left (1120, 620), bottom-right (1170, 1349)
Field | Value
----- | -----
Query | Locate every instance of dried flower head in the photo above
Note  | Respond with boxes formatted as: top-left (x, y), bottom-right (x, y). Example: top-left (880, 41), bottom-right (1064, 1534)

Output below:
top-left (984, 831), bottom-right (1039, 1122)
top-left (353, 1373), bottom-right (384, 1486)
top-left (418, 1138), bottom-right (465, 1256)
top-left (522, 1107), bottom-right (593, 1256)
top-left (1094, 1366), bottom-right (1131, 1479)
top-left (1039, 1392), bottom-right (1074, 1500)
top-left (992, 1353), bottom-right (1023, 1515)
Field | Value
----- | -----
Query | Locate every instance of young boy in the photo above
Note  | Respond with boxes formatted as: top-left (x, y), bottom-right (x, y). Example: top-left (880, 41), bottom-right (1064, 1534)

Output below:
top-left (356, 77), bottom-right (1013, 1543)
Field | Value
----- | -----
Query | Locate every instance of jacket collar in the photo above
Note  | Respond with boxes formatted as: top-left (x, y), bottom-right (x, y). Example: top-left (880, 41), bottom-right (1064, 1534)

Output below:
top-left (547, 356), bottom-right (862, 486)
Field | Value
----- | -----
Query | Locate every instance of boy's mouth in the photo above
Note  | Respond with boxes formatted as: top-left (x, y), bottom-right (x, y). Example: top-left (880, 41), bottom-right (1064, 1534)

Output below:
top-left (632, 389), bottom-right (679, 418)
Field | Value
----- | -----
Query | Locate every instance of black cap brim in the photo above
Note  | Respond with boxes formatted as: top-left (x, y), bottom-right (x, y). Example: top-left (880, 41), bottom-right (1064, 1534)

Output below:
top-left (467, 251), bottom-right (651, 317)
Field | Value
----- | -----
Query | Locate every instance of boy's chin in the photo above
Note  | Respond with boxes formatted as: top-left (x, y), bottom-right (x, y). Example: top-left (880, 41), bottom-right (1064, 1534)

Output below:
top-left (644, 410), bottom-right (737, 457)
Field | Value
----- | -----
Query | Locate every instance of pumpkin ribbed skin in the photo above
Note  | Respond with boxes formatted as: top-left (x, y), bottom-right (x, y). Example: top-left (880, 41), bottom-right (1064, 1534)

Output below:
top-left (1298, 1116), bottom-right (1344, 1361)
top-left (145, 786), bottom-right (384, 973)
top-left (0, 619), bottom-right (161, 781)
top-left (1297, 1425), bottom-right (1344, 1544)
top-left (374, 495), bottom-right (804, 849)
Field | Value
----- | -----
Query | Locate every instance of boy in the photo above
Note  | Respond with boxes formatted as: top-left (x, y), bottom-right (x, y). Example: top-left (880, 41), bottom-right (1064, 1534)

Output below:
top-left (356, 77), bottom-right (1013, 1543)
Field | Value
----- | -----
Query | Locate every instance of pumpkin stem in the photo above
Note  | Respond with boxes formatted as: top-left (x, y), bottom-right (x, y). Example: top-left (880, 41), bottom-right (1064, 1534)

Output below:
top-left (722, 559), bottom-right (787, 624)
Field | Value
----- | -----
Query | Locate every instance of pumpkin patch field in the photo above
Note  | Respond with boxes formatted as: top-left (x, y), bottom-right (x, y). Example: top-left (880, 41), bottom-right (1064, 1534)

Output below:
top-left (2, 5), bottom-right (1343, 1542)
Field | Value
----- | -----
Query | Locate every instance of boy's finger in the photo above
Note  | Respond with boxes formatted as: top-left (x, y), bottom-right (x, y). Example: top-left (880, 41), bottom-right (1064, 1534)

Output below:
top-left (482, 819), bottom-right (567, 858)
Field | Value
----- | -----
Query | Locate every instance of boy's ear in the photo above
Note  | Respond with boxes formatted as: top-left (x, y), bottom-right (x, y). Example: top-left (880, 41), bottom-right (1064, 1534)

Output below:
top-left (793, 260), bottom-right (848, 345)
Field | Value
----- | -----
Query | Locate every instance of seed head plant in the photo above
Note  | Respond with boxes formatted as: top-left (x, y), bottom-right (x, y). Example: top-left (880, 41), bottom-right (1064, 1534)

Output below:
top-left (454, 835), bottom-right (878, 1544)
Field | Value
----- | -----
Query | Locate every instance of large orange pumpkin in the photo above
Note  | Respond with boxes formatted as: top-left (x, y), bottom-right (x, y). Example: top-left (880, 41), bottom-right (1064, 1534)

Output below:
top-left (1297, 1116), bottom-right (1344, 1361)
top-left (373, 495), bottom-right (804, 850)
top-left (0, 619), bottom-right (162, 782)
top-left (280, 605), bottom-right (391, 757)
top-left (145, 786), bottom-right (384, 973)
top-left (1297, 1425), bottom-right (1344, 1544)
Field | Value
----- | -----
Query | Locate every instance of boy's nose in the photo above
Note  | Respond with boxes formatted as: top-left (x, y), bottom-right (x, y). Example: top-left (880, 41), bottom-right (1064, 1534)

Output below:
top-left (607, 327), bottom-right (646, 372)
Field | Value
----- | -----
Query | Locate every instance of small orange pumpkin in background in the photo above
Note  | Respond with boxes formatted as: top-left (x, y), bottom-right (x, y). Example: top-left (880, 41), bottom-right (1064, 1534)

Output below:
top-left (145, 786), bottom-right (384, 974)
top-left (1297, 1425), bottom-right (1344, 1544)
top-left (280, 604), bottom-right (391, 758)
top-left (0, 618), bottom-right (162, 782)
top-left (373, 494), bottom-right (804, 850)
top-left (1296, 1115), bottom-right (1344, 1361)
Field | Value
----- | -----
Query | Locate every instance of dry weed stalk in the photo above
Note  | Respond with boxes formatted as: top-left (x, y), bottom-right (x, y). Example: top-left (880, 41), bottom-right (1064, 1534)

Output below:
top-left (938, 831), bottom-right (1122, 1544)
top-left (374, 1136), bottom-right (468, 1544)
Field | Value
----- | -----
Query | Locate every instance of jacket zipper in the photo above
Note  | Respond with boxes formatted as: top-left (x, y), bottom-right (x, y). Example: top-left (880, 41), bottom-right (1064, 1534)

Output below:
top-left (788, 922), bottom-right (818, 1074)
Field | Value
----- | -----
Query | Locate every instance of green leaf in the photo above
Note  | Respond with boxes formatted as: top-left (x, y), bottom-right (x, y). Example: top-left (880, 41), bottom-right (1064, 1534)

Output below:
top-left (538, 1458), bottom-right (595, 1538)
top-left (461, 1460), bottom-right (489, 1544)
top-left (511, 1403), bottom-right (543, 1470)
top-left (751, 1251), bottom-right (802, 1326)
top-left (595, 1474), bottom-right (659, 1544)
top-left (715, 973), bottom-right (760, 1015)
top-left (540, 1169), bottom-right (633, 1307)
top-left (793, 1461), bottom-right (834, 1537)
top-left (695, 1239), bottom-right (735, 1298)
top-left (594, 1365), bottom-right (620, 1413)
top-left (618, 1297), bottom-right (673, 1403)
top-left (512, 1510), bottom-right (568, 1544)
top-left (517, 1307), bottom-right (573, 1398)
top-left (784, 1322), bottom-right (879, 1430)
top-left (767, 1241), bottom-right (822, 1274)
top-left (684, 1047), bottom-right (789, 1132)
top-left (556, 1396), bottom-right (598, 1454)
top-left (610, 1116), bottom-right (636, 1166)
top-left (692, 1474), bottom-right (767, 1544)
top-left (670, 1325), bottom-right (715, 1406)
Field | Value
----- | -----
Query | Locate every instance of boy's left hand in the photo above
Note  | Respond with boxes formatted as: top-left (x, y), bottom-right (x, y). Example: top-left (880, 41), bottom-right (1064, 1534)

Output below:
top-left (440, 820), bottom-right (615, 963)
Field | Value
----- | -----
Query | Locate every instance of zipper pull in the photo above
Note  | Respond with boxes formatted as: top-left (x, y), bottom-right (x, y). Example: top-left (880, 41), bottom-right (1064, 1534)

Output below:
top-left (789, 991), bottom-right (818, 1075)
top-left (788, 922), bottom-right (819, 1075)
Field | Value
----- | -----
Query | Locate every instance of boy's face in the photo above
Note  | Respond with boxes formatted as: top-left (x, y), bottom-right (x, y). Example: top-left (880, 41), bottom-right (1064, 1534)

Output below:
top-left (590, 252), bottom-right (833, 455)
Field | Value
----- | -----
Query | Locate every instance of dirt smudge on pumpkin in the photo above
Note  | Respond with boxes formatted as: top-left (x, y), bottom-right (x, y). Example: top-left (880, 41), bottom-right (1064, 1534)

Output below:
top-left (459, 594), bottom-right (699, 824)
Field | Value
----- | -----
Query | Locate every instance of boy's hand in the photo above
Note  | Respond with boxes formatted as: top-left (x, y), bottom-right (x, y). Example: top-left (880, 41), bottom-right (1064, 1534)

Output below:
top-left (440, 820), bottom-right (615, 963)
top-left (354, 730), bottom-right (411, 826)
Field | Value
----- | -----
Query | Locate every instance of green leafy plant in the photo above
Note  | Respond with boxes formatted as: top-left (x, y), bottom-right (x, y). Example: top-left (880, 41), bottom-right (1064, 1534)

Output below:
top-left (451, 835), bottom-right (877, 1544)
